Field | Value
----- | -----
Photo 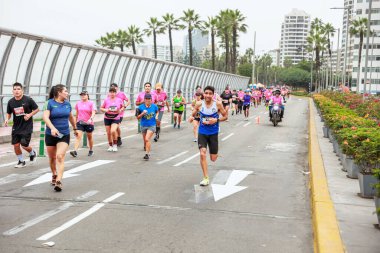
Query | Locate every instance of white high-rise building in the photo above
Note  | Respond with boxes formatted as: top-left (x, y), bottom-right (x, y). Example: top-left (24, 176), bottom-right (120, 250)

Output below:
top-left (267, 49), bottom-right (280, 66)
top-left (137, 45), bottom-right (182, 62)
top-left (351, 0), bottom-right (380, 93)
top-left (279, 9), bottom-right (311, 66)
top-left (183, 29), bottom-right (209, 56)
top-left (341, 0), bottom-right (355, 84)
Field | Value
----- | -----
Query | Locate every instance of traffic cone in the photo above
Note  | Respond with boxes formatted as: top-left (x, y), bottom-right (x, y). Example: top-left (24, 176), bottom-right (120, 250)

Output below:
top-left (256, 116), bottom-right (260, 124)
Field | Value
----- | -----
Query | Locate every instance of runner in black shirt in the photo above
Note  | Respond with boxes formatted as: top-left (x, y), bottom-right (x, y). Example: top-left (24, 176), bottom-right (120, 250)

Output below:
top-left (220, 86), bottom-right (232, 121)
top-left (4, 83), bottom-right (39, 168)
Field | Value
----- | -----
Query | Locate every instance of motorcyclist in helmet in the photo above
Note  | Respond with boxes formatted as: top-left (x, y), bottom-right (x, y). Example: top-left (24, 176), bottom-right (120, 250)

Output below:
top-left (269, 89), bottom-right (285, 121)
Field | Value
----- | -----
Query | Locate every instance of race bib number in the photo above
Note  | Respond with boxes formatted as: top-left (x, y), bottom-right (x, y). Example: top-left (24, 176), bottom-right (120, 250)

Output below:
top-left (175, 103), bottom-right (180, 108)
top-left (223, 99), bottom-right (228, 103)
top-left (14, 106), bottom-right (25, 116)
top-left (109, 106), bottom-right (117, 112)
top-left (158, 101), bottom-right (164, 106)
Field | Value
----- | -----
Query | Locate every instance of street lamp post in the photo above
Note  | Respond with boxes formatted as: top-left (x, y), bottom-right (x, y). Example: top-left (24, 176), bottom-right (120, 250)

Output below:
top-left (251, 31), bottom-right (256, 84)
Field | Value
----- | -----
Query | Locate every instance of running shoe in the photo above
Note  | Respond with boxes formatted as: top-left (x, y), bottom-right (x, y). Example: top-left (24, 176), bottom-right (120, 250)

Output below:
top-left (112, 145), bottom-right (118, 152)
top-left (143, 154), bottom-right (150, 160)
top-left (14, 160), bottom-right (26, 168)
top-left (193, 138), bottom-right (197, 142)
top-left (54, 181), bottom-right (62, 192)
top-left (154, 136), bottom-right (158, 142)
top-left (88, 150), bottom-right (94, 156)
top-left (29, 150), bottom-right (36, 163)
top-left (70, 150), bottom-right (78, 157)
top-left (117, 137), bottom-right (122, 147)
top-left (107, 146), bottom-right (113, 152)
top-left (173, 123), bottom-right (177, 128)
top-left (178, 124), bottom-right (180, 129)
top-left (200, 177), bottom-right (209, 186)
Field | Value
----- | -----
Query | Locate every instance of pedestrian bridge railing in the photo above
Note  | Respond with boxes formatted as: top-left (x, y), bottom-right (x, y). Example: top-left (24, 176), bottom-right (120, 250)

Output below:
top-left (0, 27), bottom-right (249, 122)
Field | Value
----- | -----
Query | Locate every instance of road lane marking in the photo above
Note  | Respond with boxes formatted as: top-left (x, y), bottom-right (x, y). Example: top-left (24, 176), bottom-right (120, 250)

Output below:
top-left (221, 133), bottom-right (234, 141)
top-left (3, 191), bottom-right (98, 236)
top-left (173, 153), bottom-right (200, 167)
top-left (93, 134), bottom-right (138, 147)
top-left (235, 122), bottom-right (244, 126)
top-left (243, 122), bottom-right (252, 127)
top-left (157, 151), bottom-right (189, 165)
top-left (37, 192), bottom-right (125, 241)
top-left (0, 162), bottom-right (17, 168)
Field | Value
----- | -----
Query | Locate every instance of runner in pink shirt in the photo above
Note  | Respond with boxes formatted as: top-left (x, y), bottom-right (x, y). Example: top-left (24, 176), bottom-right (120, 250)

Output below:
top-left (151, 82), bottom-right (170, 142)
top-left (264, 89), bottom-right (272, 106)
top-left (135, 82), bottom-right (157, 106)
top-left (110, 83), bottom-right (130, 147)
top-left (70, 90), bottom-right (96, 158)
top-left (100, 87), bottom-right (124, 152)
top-left (237, 89), bottom-right (245, 114)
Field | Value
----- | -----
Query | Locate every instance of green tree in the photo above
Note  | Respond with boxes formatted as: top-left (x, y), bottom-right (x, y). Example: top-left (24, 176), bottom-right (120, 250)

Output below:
top-left (230, 9), bottom-right (248, 74)
top-left (216, 10), bottom-right (233, 73)
top-left (278, 67), bottom-right (310, 87)
top-left (96, 32), bottom-right (117, 50)
top-left (237, 63), bottom-right (253, 78)
top-left (144, 17), bottom-right (164, 59)
top-left (114, 29), bottom-right (130, 52)
top-left (350, 17), bottom-right (368, 92)
top-left (126, 25), bottom-right (144, 54)
top-left (202, 16), bottom-right (218, 70)
top-left (162, 13), bottom-right (184, 62)
top-left (283, 57), bottom-right (293, 68)
top-left (181, 9), bottom-right (204, 66)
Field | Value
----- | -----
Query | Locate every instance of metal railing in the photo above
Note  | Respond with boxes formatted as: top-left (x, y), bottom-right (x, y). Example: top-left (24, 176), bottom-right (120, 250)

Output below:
top-left (0, 27), bottom-right (250, 122)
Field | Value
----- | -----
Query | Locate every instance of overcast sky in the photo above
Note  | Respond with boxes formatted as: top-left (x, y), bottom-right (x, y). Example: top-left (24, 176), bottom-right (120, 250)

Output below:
top-left (1, 0), bottom-right (344, 55)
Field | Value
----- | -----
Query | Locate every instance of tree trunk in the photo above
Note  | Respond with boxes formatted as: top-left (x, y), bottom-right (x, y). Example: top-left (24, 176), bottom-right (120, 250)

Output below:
top-left (169, 27), bottom-right (173, 62)
top-left (225, 31), bottom-right (230, 73)
top-left (188, 28), bottom-right (193, 66)
top-left (132, 41), bottom-right (136, 55)
top-left (232, 25), bottom-right (237, 74)
top-left (121, 45), bottom-right (124, 52)
top-left (153, 30), bottom-right (157, 59)
top-left (211, 29), bottom-right (215, 70)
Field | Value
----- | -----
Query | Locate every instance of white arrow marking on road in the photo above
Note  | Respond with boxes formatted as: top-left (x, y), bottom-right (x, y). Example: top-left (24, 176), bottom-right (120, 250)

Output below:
top-left (211, 170), bottom-right (253, 202)
top-left (24, 160), bottom-right (115, 187)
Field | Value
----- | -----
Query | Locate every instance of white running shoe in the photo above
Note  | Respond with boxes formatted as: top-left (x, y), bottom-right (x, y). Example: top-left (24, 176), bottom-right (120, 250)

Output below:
top-left (112, 145), bottom-right (118, 152)
top-left (200, 177), bottom-right (210, 186)
top-left (107, 146), bottom-right (113, 152)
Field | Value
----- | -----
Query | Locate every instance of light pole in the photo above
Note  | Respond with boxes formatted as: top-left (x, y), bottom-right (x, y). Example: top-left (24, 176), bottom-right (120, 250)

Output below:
top-left (331, 6), bottom-right (352, 89)
top-left (251, 31), bottom-right (256, 84)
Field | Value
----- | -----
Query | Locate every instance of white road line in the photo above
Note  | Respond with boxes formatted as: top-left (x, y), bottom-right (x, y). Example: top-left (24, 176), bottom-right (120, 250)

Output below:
top-left (221, 133), bottom-right (235, 141)
top-left (243, 122), bottom-right (252, 127)
top-left (157, 151), bottom-right (189, 165)
top-left (0, 162), bottom-right (17, 169)
top-left (37, 192), bottom-right (125, 241)
top-left (235, 122), bottom-right (244, 127)
top-left (173, 153), bottom-right (200, 167)
top-left (3, 191), bottom-right (98, 236)
top-left (93, 134), bottom-right (137, 147)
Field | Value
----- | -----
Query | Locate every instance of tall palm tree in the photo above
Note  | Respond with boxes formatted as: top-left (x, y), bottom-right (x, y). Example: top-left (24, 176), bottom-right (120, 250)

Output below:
top-left (216, 10), bottom-right (233, 73)
top-left (181, 9), bottom-right (204, 66)
top-left (126, 25), bottom-right (144, 54)
top-left (95, 32), bottom-right (117, 50)
top-left (230, 9), bottom-right (248, 74)
top-left (162, 13), bottom-right (184, 62)
top-left (114, 29), bottom-right (130, 52)
top-left (307, 18), bottom-right (327, 91)
top-left (202, 16), bottom-right (218, 70)
top-left (144, 17), bottom-right (165, 59)
top-left (350, 17), bottom-right (368, 93)
top-left (323, 23), bottom-right (335, 89)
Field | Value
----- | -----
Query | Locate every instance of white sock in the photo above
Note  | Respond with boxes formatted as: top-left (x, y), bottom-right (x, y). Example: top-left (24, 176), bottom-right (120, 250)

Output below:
top-left (17, 154), bottom-right (24, 162)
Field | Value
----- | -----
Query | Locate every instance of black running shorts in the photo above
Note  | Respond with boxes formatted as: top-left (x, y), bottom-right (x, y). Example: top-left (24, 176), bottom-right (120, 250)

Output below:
top-left (198, 133), bottom-right (218, 154)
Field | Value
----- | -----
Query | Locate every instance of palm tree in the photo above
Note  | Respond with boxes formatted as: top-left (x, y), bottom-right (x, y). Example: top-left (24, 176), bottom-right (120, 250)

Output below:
top-left (230, 9), bottom-right (248, 74)
top-left (202, 16), bottom-right (218, 70)
top-left (144, 17), bottom-right (165, 59)
top-left (162, 14), bottom-right (184, 62)
top-left (216, 10), bottom-right (233, 73)
top-left (307, 18), bottom-right (327, 91)
top-left (126, 25), bottom-right (144, 54)
top-left (245, 48), bottom-right (254, 64)
top-left (181, 9), bottom-right (204, 66)
top-left (114, 29), bottom-right (130, 52)
top-left (95, 32), bottom-right (117, 50)
top-left (350, 17), bottom-right (368, 93)
top-left (323, 23), bottom-right (335, 90)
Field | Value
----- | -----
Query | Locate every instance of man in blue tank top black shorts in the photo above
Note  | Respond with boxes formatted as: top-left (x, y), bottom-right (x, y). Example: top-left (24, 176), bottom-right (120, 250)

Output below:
top-left (192, 86), bottom-right (228, 186)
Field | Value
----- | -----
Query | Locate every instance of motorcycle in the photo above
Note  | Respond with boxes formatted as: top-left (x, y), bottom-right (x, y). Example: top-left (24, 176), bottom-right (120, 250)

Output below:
top-left (270, 103), bottom-right (282, 127)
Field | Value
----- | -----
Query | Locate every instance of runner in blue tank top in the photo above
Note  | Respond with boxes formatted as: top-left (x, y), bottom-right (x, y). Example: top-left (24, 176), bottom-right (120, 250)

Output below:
top-left (192, 86), bottom-right (228, 186)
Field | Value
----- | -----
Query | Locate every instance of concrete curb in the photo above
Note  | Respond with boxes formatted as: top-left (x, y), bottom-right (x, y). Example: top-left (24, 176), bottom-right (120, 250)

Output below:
top-left (309, 99), bottom-right (345, 253)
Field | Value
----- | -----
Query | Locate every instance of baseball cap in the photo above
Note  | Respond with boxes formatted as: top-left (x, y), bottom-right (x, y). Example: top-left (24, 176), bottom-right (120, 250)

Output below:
top-left (79, 90), bottom-right (88, 95)
top-left (110, 83), bottom-right (118, 88)
top-left (144, 93), bottom-right (152, 99)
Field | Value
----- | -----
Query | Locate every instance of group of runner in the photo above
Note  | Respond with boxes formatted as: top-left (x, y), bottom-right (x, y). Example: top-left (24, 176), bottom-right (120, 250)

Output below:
top-left (4, 81), bottom-right (290, 191)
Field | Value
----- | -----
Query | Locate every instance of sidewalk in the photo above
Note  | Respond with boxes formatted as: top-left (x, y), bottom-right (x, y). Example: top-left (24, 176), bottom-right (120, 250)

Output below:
top-left (312, 101), bottom-right (380, 253)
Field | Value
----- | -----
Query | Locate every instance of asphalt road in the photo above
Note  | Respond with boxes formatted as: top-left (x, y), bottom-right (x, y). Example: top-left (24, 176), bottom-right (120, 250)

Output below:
top-left (0, 96), bottom-right (312, 253)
